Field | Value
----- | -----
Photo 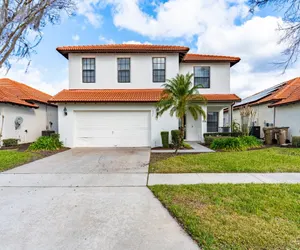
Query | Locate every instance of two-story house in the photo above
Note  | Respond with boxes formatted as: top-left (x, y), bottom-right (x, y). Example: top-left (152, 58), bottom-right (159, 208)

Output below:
top-left (50, 44), bottom-right (241, 148)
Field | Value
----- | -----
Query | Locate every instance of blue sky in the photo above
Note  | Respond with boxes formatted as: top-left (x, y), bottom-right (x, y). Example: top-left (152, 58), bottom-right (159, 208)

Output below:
top-left (1, 0), bottom-right (299, 98)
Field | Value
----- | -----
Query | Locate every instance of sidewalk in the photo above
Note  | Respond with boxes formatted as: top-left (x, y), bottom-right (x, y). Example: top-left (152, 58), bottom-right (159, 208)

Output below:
top-left (148, 173), bottom-right (300, 185)
top-left (151, 141), bottom-right (214, 154)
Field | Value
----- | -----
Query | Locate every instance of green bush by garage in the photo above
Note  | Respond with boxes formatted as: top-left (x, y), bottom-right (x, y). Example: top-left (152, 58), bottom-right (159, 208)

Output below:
top-left (28, 134), bottom-right (63, 151)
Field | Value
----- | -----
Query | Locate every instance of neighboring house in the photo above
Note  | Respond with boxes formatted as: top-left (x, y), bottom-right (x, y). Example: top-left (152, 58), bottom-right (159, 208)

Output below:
top-left (0, 78), bottom-right (58, 144)
top-left (224, 77), bottom-right (300, 140)
top-left (50, 44), bottom-right (241, 148)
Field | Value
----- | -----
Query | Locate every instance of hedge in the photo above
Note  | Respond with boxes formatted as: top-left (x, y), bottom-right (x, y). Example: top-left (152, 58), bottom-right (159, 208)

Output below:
top-left (211, 136), bottom-right (262, 151)
top-left (2, 138), bottom-right (19, 147)
top-left (292, 136), bottom-right (300, 147)
top-left (171, 130), bottom-right (181, 148)
top-left (160, 131), bottom-right (169, 148)
top-left (203, 132), bottom-right (243, 138)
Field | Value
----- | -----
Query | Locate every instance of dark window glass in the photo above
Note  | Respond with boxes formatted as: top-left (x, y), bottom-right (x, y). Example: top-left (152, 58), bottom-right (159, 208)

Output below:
top-left (153, 58), bottom-right (166, 82)
top-left (118, 58), bottom-right (130, 83)
top-left (82, 58), bottom-right (95, 83)
top-left (194, 66), bottom-right (210, 88)
top-left (207, 112), bottom-right (219, 132)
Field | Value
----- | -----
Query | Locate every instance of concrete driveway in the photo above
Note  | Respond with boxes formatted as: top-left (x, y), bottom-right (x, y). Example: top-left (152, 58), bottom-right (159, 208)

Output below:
top-left (0, 148), bottom-right (199, 250)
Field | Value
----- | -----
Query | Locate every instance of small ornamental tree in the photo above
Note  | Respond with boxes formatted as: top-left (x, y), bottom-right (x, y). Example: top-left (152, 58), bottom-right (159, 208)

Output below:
top-left (156, 73), bottom-right (206, 153)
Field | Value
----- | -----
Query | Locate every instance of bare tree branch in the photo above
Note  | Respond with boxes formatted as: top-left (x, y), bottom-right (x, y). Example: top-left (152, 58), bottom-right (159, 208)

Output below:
top-left (249, 0), bottom-right (300, 72)
top-left (0, 0), bottom-right (76, 70)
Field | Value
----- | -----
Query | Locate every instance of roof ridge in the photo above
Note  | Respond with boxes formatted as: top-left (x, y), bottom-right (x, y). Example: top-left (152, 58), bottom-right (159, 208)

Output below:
top-left (7, 78), bottom-right (52, 98)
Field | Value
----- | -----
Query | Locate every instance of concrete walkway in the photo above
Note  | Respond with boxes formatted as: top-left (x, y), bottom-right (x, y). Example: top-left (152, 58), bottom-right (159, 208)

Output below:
top-left (151, 141), bottom-right (214, 153)
top-left (0, 148), bottom-right (199, 250)
top-left (148, 173), bottom-right (300, 185)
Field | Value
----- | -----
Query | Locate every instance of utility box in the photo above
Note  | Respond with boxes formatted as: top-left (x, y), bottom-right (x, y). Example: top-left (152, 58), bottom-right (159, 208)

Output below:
top-left (42, 130), bottom-right (55, 137)
top-left (250, 126), bottom-right (261, 139)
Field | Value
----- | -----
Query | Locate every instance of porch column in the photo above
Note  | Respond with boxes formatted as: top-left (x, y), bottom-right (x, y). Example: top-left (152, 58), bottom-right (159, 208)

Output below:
top-left (227, 103), bottom-right (233, 132)
top-left (201, 105), bottom-right (207, 141)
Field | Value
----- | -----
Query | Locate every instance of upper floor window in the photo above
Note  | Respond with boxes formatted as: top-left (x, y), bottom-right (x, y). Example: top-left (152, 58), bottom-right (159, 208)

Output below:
top-left (153, 57), bottom-right (166, 82)
top-left (118, 58), bottom-right (130, 83)
top-left (82, 58), bottom-right (96, 83)
top-left (194, 66), bottom-right (210, 88)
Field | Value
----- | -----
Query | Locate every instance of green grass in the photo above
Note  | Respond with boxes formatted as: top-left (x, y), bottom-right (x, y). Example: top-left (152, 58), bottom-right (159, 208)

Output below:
top-left (0, 150), bottom-right (41, 172)
top-left (150, 148), bottom-right (300, 173)
top-left (150, 184), bottom-right (300, 250)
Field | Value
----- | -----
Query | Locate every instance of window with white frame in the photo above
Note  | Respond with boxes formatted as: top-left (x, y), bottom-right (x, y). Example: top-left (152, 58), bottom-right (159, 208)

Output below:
top-left (153, 57), bottom-right (166, 82)
top-left (194, 66), bottom-right (210, 88)
top-left (82, 58), bottom-right (96, 83)
top-left (117, 58), bottom-right (130, 83)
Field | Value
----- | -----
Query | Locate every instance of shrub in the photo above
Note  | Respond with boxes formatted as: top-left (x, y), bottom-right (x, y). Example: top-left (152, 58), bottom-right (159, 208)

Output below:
top-left (240, 136), bottom-right (263, 148)
top-left (2, 138), bottom-right (19, 147)
top-left (203, 132), bottom-right (243, 138)
top-left (292, 136), bottom-right (300, 147)
top-left (28, 134), bottom-right (63, 151)
top-left (204, 136), bottom-right (232, 145)
top-left (171, 130), bottom-right (181, 148)
top-left (211, 136), bottom-right (262, 151)
top-left (161, 131), bottom-right (169, 148)
top-left (182, 142), bottom-right (193, 149)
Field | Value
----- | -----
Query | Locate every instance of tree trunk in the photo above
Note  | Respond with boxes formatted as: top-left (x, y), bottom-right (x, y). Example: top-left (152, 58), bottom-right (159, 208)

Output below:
top-left (175, 116), bottom-right (185, 154)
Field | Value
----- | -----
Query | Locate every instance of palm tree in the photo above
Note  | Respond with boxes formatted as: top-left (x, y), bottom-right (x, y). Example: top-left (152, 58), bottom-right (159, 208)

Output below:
top-left (156, 73), bottom-right (207, 153)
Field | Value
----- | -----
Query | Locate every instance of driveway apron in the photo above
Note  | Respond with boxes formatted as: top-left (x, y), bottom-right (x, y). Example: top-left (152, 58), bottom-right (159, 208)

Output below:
top-left (0, 148), bottom-right (199, 250)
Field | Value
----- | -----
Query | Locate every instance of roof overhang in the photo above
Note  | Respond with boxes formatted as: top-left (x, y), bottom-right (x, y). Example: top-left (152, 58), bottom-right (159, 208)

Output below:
top-left (50, 89), bottom-right (241, 103)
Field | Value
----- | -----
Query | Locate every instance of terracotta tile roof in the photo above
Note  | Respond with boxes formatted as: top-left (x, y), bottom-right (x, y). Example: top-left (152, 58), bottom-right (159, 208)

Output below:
top-left (182, 53), bottom-right (240, 66)
top-left (269, 77), bottom-right (300, 106)
top-left (0, 78), bottom-right (54, 108)
top-left (50, 89), bottom-right (241, 103)
top-left (233, 77), bottom-right (300, 108)
top-left (57, 44), bottom-right (190, 59)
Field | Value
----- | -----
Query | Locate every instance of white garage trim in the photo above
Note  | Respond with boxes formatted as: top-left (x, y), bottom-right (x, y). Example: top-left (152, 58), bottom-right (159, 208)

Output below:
top-left (74, 110), bottom-right (151, 147)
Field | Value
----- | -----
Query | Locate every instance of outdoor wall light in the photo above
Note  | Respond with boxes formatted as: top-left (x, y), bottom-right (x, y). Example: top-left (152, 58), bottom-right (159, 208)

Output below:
top-left (63, 107), bottom-right (68, 116)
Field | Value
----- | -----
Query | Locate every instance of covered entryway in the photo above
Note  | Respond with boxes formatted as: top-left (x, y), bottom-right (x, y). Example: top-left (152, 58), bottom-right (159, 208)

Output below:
top-left (74, 111), bottom-right (151, 147)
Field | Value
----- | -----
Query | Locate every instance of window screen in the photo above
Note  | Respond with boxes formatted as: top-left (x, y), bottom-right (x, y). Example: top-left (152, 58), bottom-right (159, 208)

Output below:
top-left (118, 58), bottom-right (130, 83)
top-left (153, 58), bottom-right (166, 82)
top-left (82, 58), bottom-right (96, 83)
top-left (194, 66), bottom-right (210, 88)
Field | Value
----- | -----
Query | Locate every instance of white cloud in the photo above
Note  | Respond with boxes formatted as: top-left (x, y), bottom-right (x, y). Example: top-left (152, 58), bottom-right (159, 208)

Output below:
top-left (102, 0), bottom-right (297, 98)
top-left (76, 0), bottom-right (104, 28)
top-left (0, 61), bottom-right (67, 96)
top-left (122, 40), bottom-right (152, 44)
top-left (72, 34), bottom-right (80, 41)
top-left (105, 0), bottom-right (248, 39)
top-left (99, 35), bottom-right (115, 44)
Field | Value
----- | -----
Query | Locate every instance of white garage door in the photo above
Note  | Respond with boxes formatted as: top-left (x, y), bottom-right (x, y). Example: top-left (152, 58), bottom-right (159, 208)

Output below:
top-left (75, 111), bottom-right (151, 147)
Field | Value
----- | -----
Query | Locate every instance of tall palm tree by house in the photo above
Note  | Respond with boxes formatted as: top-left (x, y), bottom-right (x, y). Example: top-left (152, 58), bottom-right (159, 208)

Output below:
top-left (156, 73), bottom-right (206, 153)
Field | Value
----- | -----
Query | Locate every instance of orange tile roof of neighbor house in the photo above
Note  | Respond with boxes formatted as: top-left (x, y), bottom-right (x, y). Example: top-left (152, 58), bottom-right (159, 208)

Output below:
top-left (50, 89), bottom-right (241, 103)
top-left (269, 77), bottom-right (300, 106)
top-left (56, 44), bottom-right (240, 66)
top-left (231, 77), bottom-right (300, 109)
top-left (0, 78), bottom-right (54, 108)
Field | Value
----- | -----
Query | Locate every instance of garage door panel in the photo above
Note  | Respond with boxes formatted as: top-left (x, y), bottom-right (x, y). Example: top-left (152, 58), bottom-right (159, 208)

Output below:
top-left (75, 111), bottom-right (150, 147)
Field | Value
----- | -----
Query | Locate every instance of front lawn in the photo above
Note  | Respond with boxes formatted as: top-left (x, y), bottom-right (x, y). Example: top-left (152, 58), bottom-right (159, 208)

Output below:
top-left (150, 184), bottom-right (300, 250)
top-left (0, 150), bottom-right (41, 172)
top-left (150, 147), bottom-right (300, 173)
